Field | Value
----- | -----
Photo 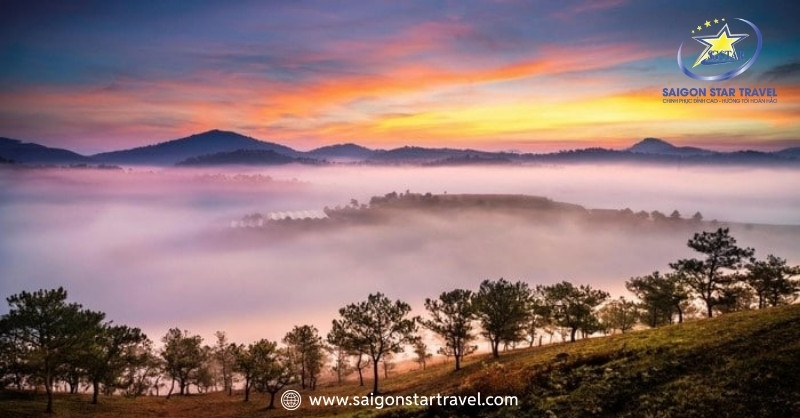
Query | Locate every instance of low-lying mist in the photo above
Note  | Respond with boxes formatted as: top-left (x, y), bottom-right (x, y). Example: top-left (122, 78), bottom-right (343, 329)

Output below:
top-left (1, 164), bottom-right (798, 351)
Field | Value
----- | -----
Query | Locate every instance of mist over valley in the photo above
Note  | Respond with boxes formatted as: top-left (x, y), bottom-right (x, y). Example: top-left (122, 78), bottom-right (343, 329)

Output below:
top-left (2, 164), bottom-right (798, 350)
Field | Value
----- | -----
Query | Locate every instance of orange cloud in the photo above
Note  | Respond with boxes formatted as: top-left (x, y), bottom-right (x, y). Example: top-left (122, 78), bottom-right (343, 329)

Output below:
top-left (307, 85), bottom-right (800, 150)
top-left (2, 40), bottom-right (795, 152)
top-left (248, 42), bottom-right (667, 125)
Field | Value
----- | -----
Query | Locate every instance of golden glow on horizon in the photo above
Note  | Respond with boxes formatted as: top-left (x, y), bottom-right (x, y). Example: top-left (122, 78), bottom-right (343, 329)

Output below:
top-left (1, 52), bottom-right (798, 151)
top-left (316, 88), bottom-right (800, 147)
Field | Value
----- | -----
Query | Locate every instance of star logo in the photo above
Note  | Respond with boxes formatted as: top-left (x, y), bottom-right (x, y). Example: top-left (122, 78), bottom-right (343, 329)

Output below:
top-left (691, 23), bottom-right (748, 68)
top-left (677, 17), bottom-right (762, 81)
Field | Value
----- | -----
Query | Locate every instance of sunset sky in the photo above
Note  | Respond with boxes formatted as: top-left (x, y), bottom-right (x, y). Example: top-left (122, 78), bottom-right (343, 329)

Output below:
top-left (1, 0), bottom-right (799, 153)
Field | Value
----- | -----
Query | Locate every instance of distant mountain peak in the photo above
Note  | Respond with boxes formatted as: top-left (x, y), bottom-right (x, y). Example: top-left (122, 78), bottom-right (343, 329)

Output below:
top-left (629, 138), bottom-right (677, 152)
top-left (191, 129), bottom-right (246, 137)
top-left (311, 143), bottom-right (372, 152)
top-left (307, 143), bottom-right (376, 161)
top-left (92, 129), bottom-right (299, 165)
top-left (628, 138), bottom-right (714, 156)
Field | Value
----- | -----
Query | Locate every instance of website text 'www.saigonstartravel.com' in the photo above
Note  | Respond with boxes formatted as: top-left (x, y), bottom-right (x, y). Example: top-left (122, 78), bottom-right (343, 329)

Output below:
top-left (284, 391), bottom-right (518, 411)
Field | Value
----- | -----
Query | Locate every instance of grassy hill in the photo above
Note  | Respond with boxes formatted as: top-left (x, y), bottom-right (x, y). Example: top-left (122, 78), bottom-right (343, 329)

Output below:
top-left (3, 305), bottom-right (799, 417)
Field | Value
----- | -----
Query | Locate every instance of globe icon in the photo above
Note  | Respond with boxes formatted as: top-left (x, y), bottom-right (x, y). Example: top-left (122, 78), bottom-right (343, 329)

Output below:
top-left (281, 390), bottom-right (302, 410)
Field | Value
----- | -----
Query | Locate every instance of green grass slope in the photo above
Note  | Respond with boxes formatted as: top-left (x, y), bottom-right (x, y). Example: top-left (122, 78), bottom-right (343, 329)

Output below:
top-left (394, 304), bottom-right (800, 418)
top-left (2, 305), bottom-right (799, 418)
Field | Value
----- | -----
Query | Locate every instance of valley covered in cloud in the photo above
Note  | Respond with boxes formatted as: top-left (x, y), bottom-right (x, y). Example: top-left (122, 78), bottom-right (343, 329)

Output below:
top-left (1, 164), bottom-right (798, 350)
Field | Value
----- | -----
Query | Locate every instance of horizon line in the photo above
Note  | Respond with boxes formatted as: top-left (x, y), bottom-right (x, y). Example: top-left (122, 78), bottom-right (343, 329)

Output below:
top-left (4, 129), bottom-right (799, 156)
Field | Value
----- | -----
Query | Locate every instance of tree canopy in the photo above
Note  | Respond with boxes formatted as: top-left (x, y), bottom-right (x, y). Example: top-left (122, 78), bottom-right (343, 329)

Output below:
top-left (745, 255), bottom-right (800, 308)
top-left (670, 228), bottom-right (754, 317)
top-left (539, 281), bottom-right (609, 342)
top-left (160, 328), bottom-right (205, 398)
top-left (420, 289), bottom-right (477, 370)
top-left (330, 292), bottom-right (417, 394)
top-left (0, 288), bottom-right (105, 413)
top-left (626, 271), bottom-right (689, 327)
top-left (283, 325), bottom-right (325, 390)
top-left (473, 279), bottom-right (532, 357)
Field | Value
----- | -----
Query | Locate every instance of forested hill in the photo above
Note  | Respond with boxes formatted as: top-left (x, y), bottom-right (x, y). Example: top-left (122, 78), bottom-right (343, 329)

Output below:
top-left (385, 304), bottom-right (800, 418)
top-left (2, 304), bottom-right (798, 417)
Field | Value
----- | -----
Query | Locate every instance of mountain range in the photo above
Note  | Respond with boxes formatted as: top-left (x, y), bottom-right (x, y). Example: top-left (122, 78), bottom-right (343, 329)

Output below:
top-left (92, 130), bottom-right (299, 165)
top-left (0, 137), bottom-right (93, 164)
top-left (1, 130), bottom-right (798, 167)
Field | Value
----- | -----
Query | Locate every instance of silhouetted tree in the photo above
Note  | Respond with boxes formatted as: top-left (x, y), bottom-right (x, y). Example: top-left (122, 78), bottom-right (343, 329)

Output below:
top-left (325, 342), bottom-right (351, 385)
top-left (413, 340), bottom-right (432, 370)
top-left (420, 289), bottom-right (477, 370)
top-left (525, 290), bottom-right (550, 347)
top-left (626, 271), bottom-right (689, 326)
top-left (539, 281), bottom-right (609, 342)
top-left (715, 285), bottom-right (756, 314)
top-left (327, 320), bottom-right (368, 386)
top-left (670, 210), bottom-right (682, 220)
top-left (745, 255), bottom-right (800, 308)
top-left (0, 288), bottom-right (104, 413)
top-left (474, 279), bottom-right (531, 357)
top-left (692, 212), bottom-right (704, 222)
top-left (118, 339), bottom-right (161, 397)
top-left (380, 353), bottom-right (396, 379)
top-left (213, 331), bottom-right (236, 396)
top-left (249, 340), bottom-right (294, 409)
top-left (651, 210), bottom-right (667, 222)
top-left (597, 297), bottom-right (638, 334)
top-left (331, 293), bottom-right (418, 394)
top-left (160, 328), bottom-right (205, 398)
top-left (670, 228), bottom-right (754, 317)
top-left (194, 345), bottom-right (216, 394)
top-left (283, 325), bottom-right (325, 390)
top-left (0, 323), bottom-right (29, 390)
top-left (232, 343), bottom-right (256, 401)
top-left (84, 324), bottom-right (148, 404)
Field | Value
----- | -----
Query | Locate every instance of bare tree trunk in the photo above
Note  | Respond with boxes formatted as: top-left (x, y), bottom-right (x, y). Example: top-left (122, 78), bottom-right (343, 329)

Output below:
top-left (356, 354), bottom-right (364, 386)
top-left (300, 354), bottom-right (307, 389)
top-left (45, 379), bottom-right (54, 414)
top-left (166, 378), bottom-right (175, 400)
top-left (44, 360), bottom-right (54, 414)
top-left (92, 380), bottom-right (100, 404)
top-left (372, 358), bottom-right (380, 395)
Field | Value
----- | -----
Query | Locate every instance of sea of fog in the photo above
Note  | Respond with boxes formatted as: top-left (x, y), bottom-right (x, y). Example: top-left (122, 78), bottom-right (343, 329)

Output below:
top-left (1, 164), bottom-right (799, 353)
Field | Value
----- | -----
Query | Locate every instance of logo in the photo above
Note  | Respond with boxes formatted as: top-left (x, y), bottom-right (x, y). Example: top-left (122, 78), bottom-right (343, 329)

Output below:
top-left (677, 17), bottom-right (762, 81)
top-left (280, 389), bottom-right (302, 411)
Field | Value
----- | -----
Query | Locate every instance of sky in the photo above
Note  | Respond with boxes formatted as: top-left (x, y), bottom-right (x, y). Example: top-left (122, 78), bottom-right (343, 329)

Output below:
top-left (1, 0), bottom-right (799, 154)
